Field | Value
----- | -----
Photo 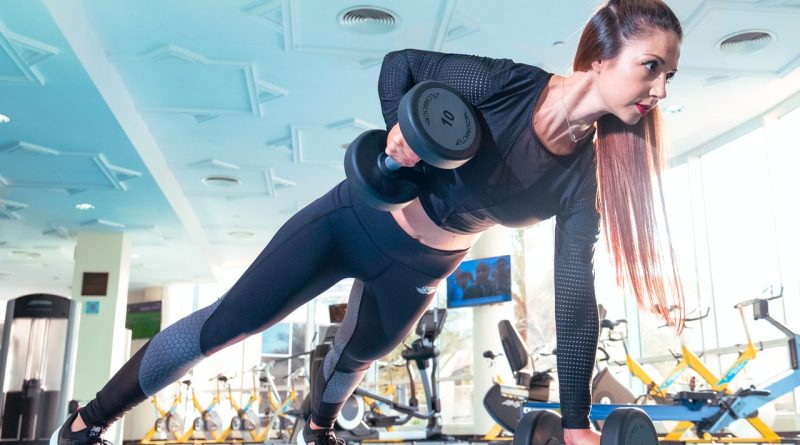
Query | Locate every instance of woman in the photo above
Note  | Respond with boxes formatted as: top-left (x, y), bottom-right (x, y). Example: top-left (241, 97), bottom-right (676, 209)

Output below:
top-left (51, 1), bottom-right (685, 445)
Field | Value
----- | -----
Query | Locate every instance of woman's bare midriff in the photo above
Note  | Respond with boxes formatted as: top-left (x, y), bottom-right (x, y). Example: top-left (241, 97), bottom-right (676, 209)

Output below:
top-left (390, 198), bottom-right (482, 251)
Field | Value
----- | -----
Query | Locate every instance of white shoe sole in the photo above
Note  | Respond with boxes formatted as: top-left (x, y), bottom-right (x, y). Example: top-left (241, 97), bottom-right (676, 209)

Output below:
top-left (49, 427), bottom-right (61, 445)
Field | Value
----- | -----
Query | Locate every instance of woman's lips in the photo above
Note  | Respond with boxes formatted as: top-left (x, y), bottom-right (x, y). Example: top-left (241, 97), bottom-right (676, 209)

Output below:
top-left (636, 103), bottom-right (652, 115)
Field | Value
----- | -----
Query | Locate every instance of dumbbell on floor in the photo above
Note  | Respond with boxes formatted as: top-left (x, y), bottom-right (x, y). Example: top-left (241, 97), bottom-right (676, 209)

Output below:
top-left (344, 80), bottom-right (482, 211)
top-left (513, 407), bottom-right (657, 445)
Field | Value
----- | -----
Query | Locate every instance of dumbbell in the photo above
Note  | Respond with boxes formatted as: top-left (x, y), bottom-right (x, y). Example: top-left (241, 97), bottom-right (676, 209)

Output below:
top-left (344, 80), bottom-right (482, 211)
top-left (513, 407), bottom-right (657, 445)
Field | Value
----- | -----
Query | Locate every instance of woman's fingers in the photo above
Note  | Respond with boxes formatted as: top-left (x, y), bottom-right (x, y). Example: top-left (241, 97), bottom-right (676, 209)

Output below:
top-left (386, 129), bottom-right (420, 167)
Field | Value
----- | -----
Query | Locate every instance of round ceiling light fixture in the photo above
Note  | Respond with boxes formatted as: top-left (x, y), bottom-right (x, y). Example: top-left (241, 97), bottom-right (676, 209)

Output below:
top-left (10, 250), bottom-right (42, 259)
top-left (339, 7), bottom-right (398, 35)
top-left (0, 114), bottom-right (10, 124)
top-left (227, 230), bottom-right (255, 239)
top-left (202, 175), bottom-right (241, 188)
top-left (718, 30), bottom-right (774, 55)
top-left (663, 104), bottom-right (685, 114)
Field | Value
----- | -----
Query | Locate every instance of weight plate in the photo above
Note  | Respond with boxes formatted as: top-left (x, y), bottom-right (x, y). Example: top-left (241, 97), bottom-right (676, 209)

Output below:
top-left (398, 81), bottom-right (481, 169)
top-left (344, 129), bottom-right (421, 211)
top-left (600, 408), bottom-right (658, 445)
top-left (514, 410), bottom-right (564, 445)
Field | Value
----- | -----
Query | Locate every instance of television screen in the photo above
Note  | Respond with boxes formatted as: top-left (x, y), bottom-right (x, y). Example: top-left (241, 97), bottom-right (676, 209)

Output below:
top-left (447, 254), bottom-right (512, 308)
top-left (126, 301), bottom-right (162, 339)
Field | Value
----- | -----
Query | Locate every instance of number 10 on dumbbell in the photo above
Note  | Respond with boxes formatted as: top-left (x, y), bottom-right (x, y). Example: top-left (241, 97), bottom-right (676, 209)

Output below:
top-left (345, 81), bottom-right (483, 211)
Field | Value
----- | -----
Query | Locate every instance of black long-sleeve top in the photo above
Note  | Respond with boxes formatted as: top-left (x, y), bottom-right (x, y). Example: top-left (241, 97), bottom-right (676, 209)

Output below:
top-left (378, 49), bottom-right (600, 429)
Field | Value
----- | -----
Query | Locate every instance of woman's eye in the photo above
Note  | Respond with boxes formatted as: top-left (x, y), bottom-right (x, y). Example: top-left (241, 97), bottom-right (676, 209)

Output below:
top-left (644, 61), bottom-right (657, 71)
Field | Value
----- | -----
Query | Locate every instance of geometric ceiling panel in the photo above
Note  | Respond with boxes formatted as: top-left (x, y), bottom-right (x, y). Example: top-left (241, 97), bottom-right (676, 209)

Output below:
top-left (680, 1), bottom-right (800, 76)
top-left (244, 0), bottom-right (285, 34)
top-left (256, 80), bottom-right (289, 105)
top-left (0, 24), bottom-right (59, 85)
top-left (444, 11), bottom-right (482, 43)
top-left (281, 0), bottom-right (458, 68)
top-left (0, 141), bottom-right (141, 193)
top-left (114, 45), bottom-right (269, 121)
top-left (0, 199), bottom-right (27, 220)
top-left (290, 118), bottom-right (381, 164)
top-left (42, 225), bottom-right (73, 240)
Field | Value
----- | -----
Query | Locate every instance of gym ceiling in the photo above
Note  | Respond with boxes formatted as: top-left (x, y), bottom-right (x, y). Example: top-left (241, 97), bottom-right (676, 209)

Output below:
top-left (1, 0), bottom-right (799, 292)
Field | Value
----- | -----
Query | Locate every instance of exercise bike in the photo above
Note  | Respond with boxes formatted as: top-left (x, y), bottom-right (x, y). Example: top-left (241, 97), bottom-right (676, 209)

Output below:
top-left (601, 288), bottom-right (783, 441)
top-left (482, 314), bottom-right (635, 435)
top-left (177, 374), bottom-right (228, 442)
top-left (481, 320), bottom-right (555, 435)
top-left (140, 379), bottom-right (192, 443)
top-left (298, 308), bottom-right (448, 443)
top-left (218, 366), bottom-right (267, 442)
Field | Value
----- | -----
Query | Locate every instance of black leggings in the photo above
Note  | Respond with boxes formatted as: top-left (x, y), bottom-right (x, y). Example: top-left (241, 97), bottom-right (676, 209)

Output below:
top-left (79, 181), bottom-right (468, 429)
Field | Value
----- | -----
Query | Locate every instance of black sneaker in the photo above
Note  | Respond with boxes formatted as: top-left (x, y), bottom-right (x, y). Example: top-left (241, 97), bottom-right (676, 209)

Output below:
top-left (300, 421), bottom-right (345, 445)
top-left (49, 411), bottom-right (110, 445)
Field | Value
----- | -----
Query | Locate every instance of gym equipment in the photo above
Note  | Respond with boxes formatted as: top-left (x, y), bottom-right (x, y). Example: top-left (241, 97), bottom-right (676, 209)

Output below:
top-left (299, 308), bottom-right (448, 443)
top-left (591, 304), bottom-right (636, 409)
top-left (692, 289), bottom-right (797, 442)
top-left (517, 290), bottom-right (797, 444)
top-left (261, 358), bottom-right (307, 441)
top-left (607, 306), bottom-right (712, 402)
top-left (177, 374), bottom-right (227, 442)
top-left (482, 320), bottom-right (554, 434)
top-left (601, 288), bottom-right (783, 441)
top-left (483, 318), bottom-right (634, 435)
top-left (217, 368), bottom-right (265, 442)
top-left (0, 294), bottom-right (79, 445)
top-left (514, 407), bottom-right (658, 445)
top-left (345, 81), bottom-right (482, 211)
top-left (140, 380), bottom-right (191, 443)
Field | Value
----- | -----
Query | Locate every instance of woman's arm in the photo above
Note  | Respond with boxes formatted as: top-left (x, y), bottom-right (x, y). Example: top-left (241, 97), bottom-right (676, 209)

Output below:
top-left (553, 191), bottom-right (601, 430)
top-left (377, 49), bottom-right (514, 130)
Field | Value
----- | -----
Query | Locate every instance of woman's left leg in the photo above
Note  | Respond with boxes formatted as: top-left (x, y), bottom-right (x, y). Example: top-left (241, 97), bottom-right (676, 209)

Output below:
top-left (309, 262), bottom-right (457, 429)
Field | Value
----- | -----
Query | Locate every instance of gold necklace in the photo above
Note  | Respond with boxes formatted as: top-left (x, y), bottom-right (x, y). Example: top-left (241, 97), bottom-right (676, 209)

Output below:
top-left (561, 77), bottom-right (592, 143)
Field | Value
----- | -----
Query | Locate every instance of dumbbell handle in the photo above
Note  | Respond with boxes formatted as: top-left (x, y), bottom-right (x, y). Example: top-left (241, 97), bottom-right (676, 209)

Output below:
top-left (378, 153), bottom-right (403, 174)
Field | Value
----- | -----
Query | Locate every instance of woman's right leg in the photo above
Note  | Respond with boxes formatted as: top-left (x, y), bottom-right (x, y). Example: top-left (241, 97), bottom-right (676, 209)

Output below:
top-left (53, 182), bottom-right (389, 444)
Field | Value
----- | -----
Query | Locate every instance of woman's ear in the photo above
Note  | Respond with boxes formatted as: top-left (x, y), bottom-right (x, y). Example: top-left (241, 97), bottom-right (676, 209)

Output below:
top-left (591, 59), bottom-right (603, 74)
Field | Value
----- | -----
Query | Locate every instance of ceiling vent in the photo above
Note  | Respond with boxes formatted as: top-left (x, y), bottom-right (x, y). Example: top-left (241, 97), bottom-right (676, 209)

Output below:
top-left (718, 30), bottom-right (774, 55)
top-left (339, 7), bottom-right (398, 35)
top-left (202, 175), bottom-right (241, 188)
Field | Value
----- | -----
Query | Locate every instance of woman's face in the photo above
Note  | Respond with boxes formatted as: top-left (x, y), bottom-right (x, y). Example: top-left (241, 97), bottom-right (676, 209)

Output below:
top-left (594, 29), bottom-right (681, 125)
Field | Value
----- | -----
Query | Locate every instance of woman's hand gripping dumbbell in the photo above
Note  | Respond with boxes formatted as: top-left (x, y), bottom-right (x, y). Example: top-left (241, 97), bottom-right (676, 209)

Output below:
top-left (344, 81), bottom-right (483, 211)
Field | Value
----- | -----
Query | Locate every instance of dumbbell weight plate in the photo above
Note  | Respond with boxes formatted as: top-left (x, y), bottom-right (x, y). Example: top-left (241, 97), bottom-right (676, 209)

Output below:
top-left (398, 81), bottom-right (481, 169)
top-left (513, 410), bottom-right (564, 445)
top-left (344, 129), bottom-right (423, 211)
top-left (600, 408), bottom-right (658, 445)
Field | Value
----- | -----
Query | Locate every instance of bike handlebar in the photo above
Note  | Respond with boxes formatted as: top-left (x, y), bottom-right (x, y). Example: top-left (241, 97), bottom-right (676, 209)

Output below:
top-left (733, 285), bottom-right (784, 309)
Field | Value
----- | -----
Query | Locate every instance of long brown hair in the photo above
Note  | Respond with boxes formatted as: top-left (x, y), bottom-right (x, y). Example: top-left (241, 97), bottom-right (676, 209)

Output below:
top-left (574, 0), bottom-right (685, 329)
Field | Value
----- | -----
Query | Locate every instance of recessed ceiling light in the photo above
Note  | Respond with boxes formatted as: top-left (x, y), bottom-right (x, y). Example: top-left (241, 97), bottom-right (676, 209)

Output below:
top-left (663, 104), bottom-right (684, 114)
top-left (227, 230), bottom-right (255, 239)
top-left (10, 250), bottom-right (42, 259)
top-left (75, 203), bottom-right (95, 210)
top-left (339, 7), bottom-right (398, 35)
top-left (0, 114), bottom-right (10, 124)
top-left (202, 175), bottom-right (241, 188)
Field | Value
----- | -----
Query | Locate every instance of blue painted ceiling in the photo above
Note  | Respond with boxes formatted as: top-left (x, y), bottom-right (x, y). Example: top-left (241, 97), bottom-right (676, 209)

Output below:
top-left (1, 0), bottom-right (799, 291)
